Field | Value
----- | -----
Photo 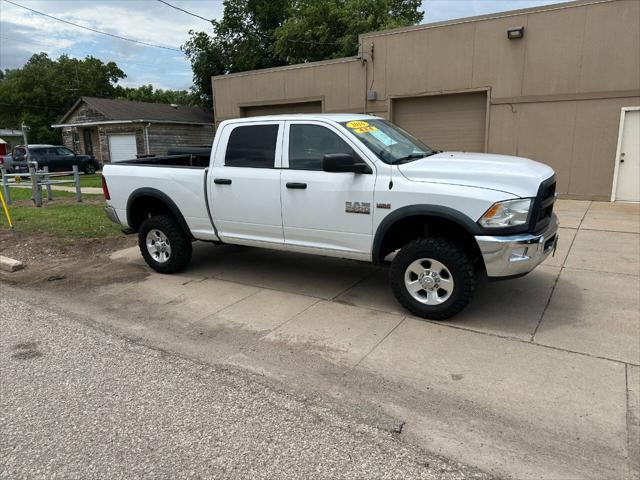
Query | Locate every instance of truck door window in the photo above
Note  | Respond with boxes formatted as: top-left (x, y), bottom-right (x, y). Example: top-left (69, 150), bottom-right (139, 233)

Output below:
top-left (225, 124), bottom-right (278, 168)
top-left (289, 124), bottom-right (355, 171)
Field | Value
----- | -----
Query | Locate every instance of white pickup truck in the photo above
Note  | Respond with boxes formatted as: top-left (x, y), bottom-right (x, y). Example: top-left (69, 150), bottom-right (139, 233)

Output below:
top-left (102, 114), bottom-right (558, 319)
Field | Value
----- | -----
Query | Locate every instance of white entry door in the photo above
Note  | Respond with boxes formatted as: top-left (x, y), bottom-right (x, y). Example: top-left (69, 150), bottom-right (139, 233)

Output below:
top-left (614, 109), bottom-right (640, 202)
top-left (108, 134), bottom-right (137, 162)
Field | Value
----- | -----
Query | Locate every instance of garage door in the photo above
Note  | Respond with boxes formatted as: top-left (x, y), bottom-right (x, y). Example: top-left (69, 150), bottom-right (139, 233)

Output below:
top-left (241, 101), bottom-right (322, 117)
top-left (392, 92), bottom-right (487, 152)
top-left (108, 134), bottom-right (137, 162)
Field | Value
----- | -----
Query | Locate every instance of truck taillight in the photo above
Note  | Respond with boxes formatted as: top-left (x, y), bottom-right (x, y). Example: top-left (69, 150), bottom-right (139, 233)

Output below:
top-left (101, 175), bottom-right (110, 200)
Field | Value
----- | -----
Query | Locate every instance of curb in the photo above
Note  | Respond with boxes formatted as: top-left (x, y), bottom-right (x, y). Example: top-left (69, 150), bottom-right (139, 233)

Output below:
top-left (0, 255), bottom-right (24, 272)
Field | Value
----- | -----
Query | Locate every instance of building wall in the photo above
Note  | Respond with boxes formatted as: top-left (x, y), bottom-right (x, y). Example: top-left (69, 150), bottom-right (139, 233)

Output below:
top-left (213, 58), bottom-right (366, 122)
top-left (62, 123), bottom-right (214, 164)
top-left (145, 123), bottom-right (214, 156)
top-left (211, 0), bottom-right (640, 200)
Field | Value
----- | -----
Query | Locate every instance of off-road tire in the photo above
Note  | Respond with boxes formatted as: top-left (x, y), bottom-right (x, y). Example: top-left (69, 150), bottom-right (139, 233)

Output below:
top-left (390, 237), bottom-right (476, 320)
top-left (138, 215), bottom-right (192, 274)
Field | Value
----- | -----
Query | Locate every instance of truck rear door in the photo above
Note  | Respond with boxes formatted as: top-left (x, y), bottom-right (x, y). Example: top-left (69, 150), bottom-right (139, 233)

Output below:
top-left (209, 120), bottom-right (284, 244)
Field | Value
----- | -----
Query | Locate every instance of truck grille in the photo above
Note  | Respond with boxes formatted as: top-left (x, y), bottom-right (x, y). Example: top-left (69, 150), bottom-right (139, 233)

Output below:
top-left (531, 176), bottom-right (556, 233)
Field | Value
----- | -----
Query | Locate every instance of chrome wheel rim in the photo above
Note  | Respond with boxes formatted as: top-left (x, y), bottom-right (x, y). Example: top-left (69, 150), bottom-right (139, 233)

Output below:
top-left (404, 258), bottom-right (454, 305)
top-left (146, 229), bottom-right (171, 264)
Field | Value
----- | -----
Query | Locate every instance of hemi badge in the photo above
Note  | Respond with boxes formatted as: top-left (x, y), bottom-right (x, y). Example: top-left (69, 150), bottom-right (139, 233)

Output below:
top-left (376, 203), bottom-right (391, 209)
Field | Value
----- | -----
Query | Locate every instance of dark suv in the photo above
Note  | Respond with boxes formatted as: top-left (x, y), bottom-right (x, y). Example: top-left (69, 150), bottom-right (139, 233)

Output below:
top-left (12, 145), bottom-right (100, 174)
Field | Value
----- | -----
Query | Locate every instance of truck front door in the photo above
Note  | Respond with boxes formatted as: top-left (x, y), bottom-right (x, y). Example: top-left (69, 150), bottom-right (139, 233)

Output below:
top-left (210, 121), bottom-right (284, 244)
top-left (280, 121), bottom-right (376, 258)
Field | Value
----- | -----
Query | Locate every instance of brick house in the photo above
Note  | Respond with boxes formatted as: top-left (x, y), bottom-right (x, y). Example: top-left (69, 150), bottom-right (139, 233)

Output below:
top-left (53, 97), bottom-right (214, 163)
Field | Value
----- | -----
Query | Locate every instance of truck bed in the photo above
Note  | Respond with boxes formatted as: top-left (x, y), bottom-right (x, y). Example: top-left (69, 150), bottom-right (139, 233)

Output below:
top-left (118, 154), bottom-right (208, 168)
top-left (103, 162), bottom-right (216, 241)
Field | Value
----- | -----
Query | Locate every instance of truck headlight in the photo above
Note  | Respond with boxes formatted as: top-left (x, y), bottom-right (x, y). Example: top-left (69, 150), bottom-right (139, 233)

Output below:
top-left (479, 198), bottom-right (532, 228)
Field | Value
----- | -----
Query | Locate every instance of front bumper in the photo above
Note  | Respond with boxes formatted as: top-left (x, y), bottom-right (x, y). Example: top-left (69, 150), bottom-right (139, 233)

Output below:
top-left (475, 213), bottom-right (559, 278)
top-left (104, 205), bottom-right (121, 225)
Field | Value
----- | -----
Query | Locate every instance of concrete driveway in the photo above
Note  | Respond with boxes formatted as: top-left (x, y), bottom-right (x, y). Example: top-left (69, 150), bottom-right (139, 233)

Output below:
top-left (11, 200), bottom-right (639, 479)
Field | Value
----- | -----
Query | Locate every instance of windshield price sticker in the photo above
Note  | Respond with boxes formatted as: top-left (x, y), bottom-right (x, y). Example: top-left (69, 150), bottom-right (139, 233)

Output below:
top-left (353, 126), bottom-right (378, 134)
top-left (369, 129), bottom-right (396, 146)
top-left (346, 121), bottom-right (370, 129)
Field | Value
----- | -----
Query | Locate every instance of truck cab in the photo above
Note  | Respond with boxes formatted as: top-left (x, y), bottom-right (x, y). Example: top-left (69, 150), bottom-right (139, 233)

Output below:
top-left (102, 114), bottom-right (558, 320)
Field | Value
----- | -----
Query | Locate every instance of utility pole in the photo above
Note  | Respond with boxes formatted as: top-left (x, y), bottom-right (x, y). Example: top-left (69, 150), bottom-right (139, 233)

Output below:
top-left (21, 122), bottom-right (29, 148)
top-left (21, 122), bottom-right (31, 164)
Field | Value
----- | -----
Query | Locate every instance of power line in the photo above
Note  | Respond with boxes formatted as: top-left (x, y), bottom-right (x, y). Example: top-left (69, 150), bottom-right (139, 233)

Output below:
top-left (3, 0), bottom-right (182, 52)
top-left (156, 0), bottom-right (213, 23)
top-left (0, 101), bottom-right (59, 110)
top-left (0, 36), bottom-right (180, 69)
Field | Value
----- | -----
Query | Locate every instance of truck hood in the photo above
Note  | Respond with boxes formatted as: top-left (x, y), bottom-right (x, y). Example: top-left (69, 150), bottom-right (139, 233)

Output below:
top-left (398, 152), bottom-right (554, 198)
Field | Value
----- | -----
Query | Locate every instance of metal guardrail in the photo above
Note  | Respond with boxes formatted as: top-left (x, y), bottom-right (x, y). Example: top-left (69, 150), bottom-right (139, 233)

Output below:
top-left (0, 163), bottom-right (83, 207)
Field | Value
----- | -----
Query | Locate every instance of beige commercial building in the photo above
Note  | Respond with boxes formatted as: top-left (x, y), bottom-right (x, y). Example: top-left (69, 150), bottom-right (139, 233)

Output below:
top-left (213, 0), bottom-right (640, 201)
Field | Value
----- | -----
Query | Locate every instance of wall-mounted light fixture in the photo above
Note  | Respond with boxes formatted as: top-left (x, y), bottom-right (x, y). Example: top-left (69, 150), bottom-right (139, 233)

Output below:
top-left (507, 26), bottom-right (525, 40)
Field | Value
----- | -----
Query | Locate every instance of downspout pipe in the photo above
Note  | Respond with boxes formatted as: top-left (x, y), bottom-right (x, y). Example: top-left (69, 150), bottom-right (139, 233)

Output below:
top-left (143, 122), bottom-right (151, 155)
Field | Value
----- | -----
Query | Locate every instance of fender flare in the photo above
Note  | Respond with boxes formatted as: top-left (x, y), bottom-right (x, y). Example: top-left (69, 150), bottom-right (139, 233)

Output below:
top-left (126, 187), bottom-right (193, 239)
top-left (371, 205), bottom-right (482, 263)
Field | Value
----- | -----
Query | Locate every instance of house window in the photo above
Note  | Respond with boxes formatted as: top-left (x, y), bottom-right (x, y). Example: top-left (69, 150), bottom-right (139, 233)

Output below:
top-left (72, 130), bottom-right (80, 153)
top-left (83, 129), bottom-right (93, 155)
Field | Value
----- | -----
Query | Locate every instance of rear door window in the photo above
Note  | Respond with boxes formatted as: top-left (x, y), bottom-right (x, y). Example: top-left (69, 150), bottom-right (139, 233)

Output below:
top-left (225, 124), bottom-right (278, 168)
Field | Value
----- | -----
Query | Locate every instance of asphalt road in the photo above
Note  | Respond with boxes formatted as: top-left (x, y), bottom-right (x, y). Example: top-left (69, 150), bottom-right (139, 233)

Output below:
top-left (0, 295), bottom-right (490, 480)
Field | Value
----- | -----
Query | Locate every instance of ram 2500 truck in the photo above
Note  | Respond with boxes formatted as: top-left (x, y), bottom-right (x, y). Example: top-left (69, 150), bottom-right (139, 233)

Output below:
top-left (102, 114), bottom-right (558, 320)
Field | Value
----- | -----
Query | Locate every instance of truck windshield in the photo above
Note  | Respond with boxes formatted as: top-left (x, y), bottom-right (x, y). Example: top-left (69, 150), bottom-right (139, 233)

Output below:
top-left (339, 119), bottom-right (435, 165)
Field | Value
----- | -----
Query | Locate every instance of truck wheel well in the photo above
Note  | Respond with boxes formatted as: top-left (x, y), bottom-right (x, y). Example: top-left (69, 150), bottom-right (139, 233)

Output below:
top-left (377, 215), bottom-right (483, 268)
top-left (127, 192), bottom-right (192, 239)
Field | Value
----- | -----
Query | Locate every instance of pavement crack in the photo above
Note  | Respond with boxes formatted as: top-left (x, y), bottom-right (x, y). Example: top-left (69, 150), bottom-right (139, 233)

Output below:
top-left (349, 316), bottom-right (406, 372)
top-left (530, 201), bottom-right (591, 343)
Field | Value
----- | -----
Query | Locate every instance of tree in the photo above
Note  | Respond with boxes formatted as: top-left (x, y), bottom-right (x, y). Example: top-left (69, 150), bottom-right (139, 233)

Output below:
top-left (275, 0), bottom-right (423, 63)
top-left (183, 0), bottom-right (291, 106)
top-left (0, 53), bottom-right (125, 144)
top-left (115, 84), bottom-right (197, 106)
top-left (182, 0), bottom-right (423, 104)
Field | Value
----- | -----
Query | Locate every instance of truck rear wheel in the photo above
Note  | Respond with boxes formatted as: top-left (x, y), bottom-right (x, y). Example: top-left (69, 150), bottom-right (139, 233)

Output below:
top-left (138, 215), bottom-right (192, 273)
top-left (390, 237), bottom-right (476, 320)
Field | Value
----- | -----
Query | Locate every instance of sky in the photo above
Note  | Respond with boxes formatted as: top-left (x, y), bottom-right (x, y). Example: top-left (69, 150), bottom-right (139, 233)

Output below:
top-left (0, 0), bottom-right (570, 91)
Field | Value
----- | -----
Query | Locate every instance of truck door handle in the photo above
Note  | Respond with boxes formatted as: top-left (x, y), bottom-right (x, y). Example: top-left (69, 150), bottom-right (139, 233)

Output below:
top-left (214, 178), bottom-right (232, 185)
top-left (286, 182), bottom-right (307, 189)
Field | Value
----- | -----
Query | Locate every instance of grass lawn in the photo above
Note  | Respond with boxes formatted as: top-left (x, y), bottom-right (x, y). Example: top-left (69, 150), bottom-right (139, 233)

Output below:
top-left (51, 172), bottom-right (103, 188)
top-left (1, 186), bottom-right (121, 239)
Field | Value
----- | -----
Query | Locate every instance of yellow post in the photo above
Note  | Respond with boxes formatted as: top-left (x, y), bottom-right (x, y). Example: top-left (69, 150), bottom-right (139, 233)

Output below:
top-left (0, 188), bottom-right (14, 229)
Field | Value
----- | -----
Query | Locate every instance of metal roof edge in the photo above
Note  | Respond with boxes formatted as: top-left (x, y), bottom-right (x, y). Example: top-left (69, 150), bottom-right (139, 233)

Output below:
top-left (213, 56), bottom-right (361, 81)
top-left (359, 0), bottom-right (614, 39)
top-left (51, 119), bottom-right (213, 128)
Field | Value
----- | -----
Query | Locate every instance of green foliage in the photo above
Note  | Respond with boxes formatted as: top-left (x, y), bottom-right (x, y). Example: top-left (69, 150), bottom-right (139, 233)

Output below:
top-left (0, 53), bottom-right (125, 144)
top-left (275, 0), bottom-right (423, 63)
top-left (115, 84), bottom-right (198, 106)
top-left (183, 0), bottom-right (423, 104)
top-left (183, 0), bottom-right (291, 105)
top-left (0, 54), bottom-right (204, 145)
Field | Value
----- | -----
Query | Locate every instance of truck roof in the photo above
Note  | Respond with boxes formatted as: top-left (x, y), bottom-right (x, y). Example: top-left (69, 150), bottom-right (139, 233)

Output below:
top-left (221, 113), bottom-right (382, 124)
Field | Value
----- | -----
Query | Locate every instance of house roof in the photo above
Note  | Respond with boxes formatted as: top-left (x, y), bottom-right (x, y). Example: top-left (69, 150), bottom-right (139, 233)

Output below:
top-left (58, 96), bottom-right (213, 125)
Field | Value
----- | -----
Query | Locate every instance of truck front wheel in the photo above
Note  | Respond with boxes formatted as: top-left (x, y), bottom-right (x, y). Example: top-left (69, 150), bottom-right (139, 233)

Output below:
top-left (390, 237), bottom-right (476, 320)
top-left (138, 215), bottom-right (192, 273)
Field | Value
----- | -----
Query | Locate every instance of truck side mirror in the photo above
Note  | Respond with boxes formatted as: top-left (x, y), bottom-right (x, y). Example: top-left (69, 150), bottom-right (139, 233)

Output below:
top-left (322, 153), bottom-right (371, 174)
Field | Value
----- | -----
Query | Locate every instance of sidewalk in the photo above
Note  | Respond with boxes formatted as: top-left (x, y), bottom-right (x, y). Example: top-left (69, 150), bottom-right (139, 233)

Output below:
top-left (8, 184), bottom-right (103, 195)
